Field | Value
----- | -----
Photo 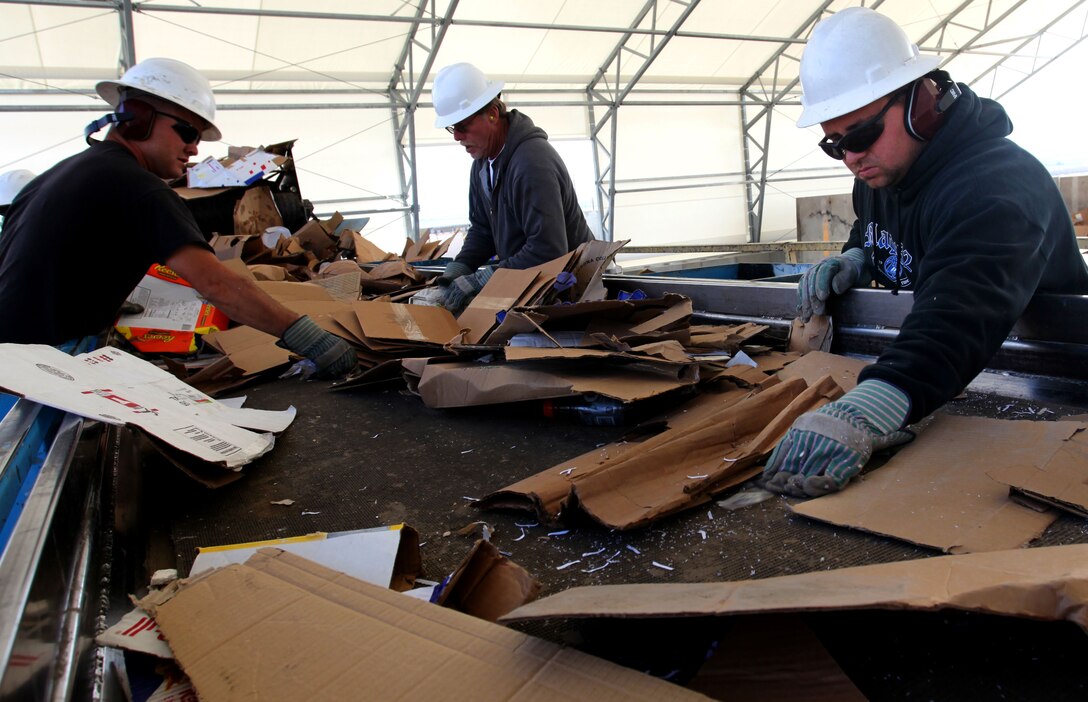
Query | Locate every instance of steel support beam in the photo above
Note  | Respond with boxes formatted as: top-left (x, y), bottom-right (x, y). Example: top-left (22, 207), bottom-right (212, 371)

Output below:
top-left (387, 0), bottom-right (456, 242)
top-left (117, 0), bottom-right (135, 71)
top-left (586, 0), bottom-right (701, 243)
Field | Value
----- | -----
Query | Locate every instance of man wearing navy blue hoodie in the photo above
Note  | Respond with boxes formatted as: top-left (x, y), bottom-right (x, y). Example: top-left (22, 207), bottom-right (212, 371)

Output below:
top-left (430, 63), bottom-right (594, 313)
top-left (763, 7), bottom-right (1088, 497)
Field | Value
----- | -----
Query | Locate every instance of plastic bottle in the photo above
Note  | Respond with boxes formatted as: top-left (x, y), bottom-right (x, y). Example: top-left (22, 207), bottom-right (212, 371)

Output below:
top-left (542, 394), bottom-right (628, 426)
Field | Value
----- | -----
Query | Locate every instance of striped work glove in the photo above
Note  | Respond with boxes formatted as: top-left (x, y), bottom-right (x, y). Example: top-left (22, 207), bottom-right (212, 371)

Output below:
top-left (798, 247), bottom-right (870, 322)
top-left (441, 266), bottom-right (495, 314)
top-left (762, 379), bottom-right (915, 498)
top-left (279, 315), bottom-right (357, 379)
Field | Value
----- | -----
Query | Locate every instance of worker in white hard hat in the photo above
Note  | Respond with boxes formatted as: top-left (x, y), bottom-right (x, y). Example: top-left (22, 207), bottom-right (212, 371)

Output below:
top-left (0, 58), bottom-right (357, 378)
top-left (0, 169), bottom-right (36, 223)
top-left (762, 7), bottom-right (1088, 498)
top-left (431, 62), bottom-right (594, 313)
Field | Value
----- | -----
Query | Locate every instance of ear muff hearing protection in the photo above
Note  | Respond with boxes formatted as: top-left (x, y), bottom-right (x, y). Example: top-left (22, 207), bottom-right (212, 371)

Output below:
top-left (905, 70), bottom-right (961, 142)
top-left (83, 99), bottom-right (157, 144)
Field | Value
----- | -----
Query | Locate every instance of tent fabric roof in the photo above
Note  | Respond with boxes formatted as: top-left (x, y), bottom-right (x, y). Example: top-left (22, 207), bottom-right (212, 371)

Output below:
top-left (2, 0), bottom-right (1087, 248)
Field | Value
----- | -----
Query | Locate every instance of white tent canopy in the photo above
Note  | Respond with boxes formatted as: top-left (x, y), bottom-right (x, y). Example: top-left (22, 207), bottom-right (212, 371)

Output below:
top-left (3, 0), bottom-right (1087, 253)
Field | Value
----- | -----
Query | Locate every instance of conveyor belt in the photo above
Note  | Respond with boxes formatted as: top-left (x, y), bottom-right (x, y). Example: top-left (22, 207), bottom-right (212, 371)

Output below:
top-left (142, 368), bottom-right (1088, 701)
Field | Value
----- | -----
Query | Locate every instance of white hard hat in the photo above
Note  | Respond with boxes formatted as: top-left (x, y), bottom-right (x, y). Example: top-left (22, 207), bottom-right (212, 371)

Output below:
top-left (96, 57), bottom-right (221, 141)
top-left (432, 62), bottom-right (504, 129)
top-left (797, 7), bottom-right (941, 128)
top-left (0, 169), bottom-right (35, 207)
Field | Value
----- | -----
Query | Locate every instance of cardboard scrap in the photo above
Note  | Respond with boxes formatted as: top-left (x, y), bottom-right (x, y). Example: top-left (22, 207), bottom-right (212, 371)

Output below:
top-left (0, 344), bottom-right (285, 469)
top-left (434, 539), bottom-right (542, 622)
top-left (686, 615), bottom-right (867, 702)
top-left (415, 356), bottom-right (698, 408)
top-left (775, 349), bottom-right (866, 392)
top-left (988, 426), bottom-right (1088, 517)
top-left (355, 300), bottom-right (462, 346)
top-left (141, 549), bottom-right (708, 702)
top-left (788, 315), bottom-right (832, 353)
top-left (501, 543), bottom-right (1088, 632)
top-left (477, 376), bottom-right (843, 529)
top-left (232, 184), bottom-right (283, 237)
top-left (792, 415), bottom-right (1082, 553)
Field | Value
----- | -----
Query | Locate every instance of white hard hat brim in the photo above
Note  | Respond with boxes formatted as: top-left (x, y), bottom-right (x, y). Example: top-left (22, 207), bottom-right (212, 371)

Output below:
top-left (797, 54), bottom-right (941, 128)
top-left (95, 79), bottom-right (223, 142)
top-left (434, 79), bottom-right (504, 129)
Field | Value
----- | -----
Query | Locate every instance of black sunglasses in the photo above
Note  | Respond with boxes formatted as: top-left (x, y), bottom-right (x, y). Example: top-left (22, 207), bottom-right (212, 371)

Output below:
top-left (818, 91), bottom-right (904, 160)
top-left (158, 110), bottom-right (202, 145)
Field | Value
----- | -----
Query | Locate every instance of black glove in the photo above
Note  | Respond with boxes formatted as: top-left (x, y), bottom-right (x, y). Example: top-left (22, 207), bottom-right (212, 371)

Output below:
top-left (279, 315), bottom-right (357, 379)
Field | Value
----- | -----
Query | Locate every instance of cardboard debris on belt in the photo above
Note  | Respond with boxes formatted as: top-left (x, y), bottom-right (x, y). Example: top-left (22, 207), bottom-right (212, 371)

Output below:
top-left (135, 549), bottom-right (707, 702)
top-left (792, 414), bottom-right (1086, 553)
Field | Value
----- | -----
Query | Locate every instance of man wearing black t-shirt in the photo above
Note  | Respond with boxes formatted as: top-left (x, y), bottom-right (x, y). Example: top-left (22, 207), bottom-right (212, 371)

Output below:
top-left (0, 58), bottom-right (355, 378)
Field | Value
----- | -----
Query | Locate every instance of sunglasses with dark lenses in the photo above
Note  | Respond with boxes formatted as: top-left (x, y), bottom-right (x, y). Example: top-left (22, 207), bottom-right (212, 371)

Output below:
top-left (818, 92), bottom-right (903, 160)
top-left (159, 110), bottom-right (202, 145)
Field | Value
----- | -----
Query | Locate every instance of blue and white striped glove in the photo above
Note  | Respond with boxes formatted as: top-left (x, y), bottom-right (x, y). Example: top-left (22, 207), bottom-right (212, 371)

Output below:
top-left (798, 247), bottom-right (870, 322)
top-left (762, 379), bottom-right (915, 497)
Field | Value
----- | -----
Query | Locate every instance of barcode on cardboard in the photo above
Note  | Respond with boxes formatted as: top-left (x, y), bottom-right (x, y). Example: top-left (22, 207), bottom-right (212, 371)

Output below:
top-left (174, 425), bottom-right (243, 456)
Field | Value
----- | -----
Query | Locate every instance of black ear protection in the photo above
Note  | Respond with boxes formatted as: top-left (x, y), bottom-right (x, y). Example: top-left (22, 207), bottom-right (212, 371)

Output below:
top-left (83, 99), bottom-right (157, 144)
top-left (904, 70), bottom-right (961, 142)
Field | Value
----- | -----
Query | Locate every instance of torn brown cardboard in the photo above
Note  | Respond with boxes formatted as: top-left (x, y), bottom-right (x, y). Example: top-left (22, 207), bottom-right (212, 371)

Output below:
top-left (355, 300), bottom-right (461, 346)
top-left (501, 543), bottom-right (1088, 631)
top-left (434, 539), bottom-right (541, 622)
top-left (416, 356), bottom-right (698, 408)
top-left (292, 212), bottom-right (342, 260)
top-left (775, 349), bottom-right (866, 392)
top-left (203, 325), bottom-right (291, 376)
top-left (232, 184), bottom-right (283, 237)
top-left (788, 315), bottom-right (833, 353)
top-left (141, 549), bottom-right (708, 702)
top-left (486, 294), bottom-right (692, 348)
top-left (792, 415), bottom-right (1082, 553)
top-left (254, 279), bottom-right (336, 303)
top-left (686, 615), bottom-right (866, 702)
top-left (988, 426), bottom-right (1088, 517)
top-left (458, 267), bottom-right (542, 344)
top-left (569, 239), bottom-right (628, 302)
top-left (477, 376), bottom-right (843, 529)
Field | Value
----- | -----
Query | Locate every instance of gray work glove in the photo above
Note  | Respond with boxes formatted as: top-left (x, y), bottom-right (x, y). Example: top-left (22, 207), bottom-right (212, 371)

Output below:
top-left (435, 260), bottom-right (473, 287)
top-left (279, 315), bottom-right (357, 379)
top-left (441, 266), bottom-right (495, 314)
top-left (798, 247), bottom-right (870, 322)
top-left (762, 379), bottom-right (916, 498)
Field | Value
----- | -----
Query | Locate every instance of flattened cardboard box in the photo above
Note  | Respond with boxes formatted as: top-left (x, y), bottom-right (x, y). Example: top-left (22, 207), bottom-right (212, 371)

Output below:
top-left (502, 543), bottom-right (1088, 632)
top-left (792, 415), bottom-right (1080, 553)
top-left (141, 549), bottom-right (708, 702)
